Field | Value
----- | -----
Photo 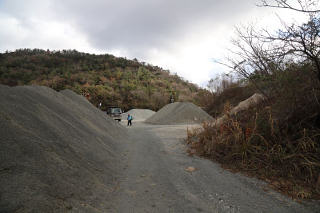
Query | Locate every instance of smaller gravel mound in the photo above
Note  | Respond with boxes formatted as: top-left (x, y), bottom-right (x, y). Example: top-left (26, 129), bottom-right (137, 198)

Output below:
top-left (123, 109), bottom-right (155, 121)
top-left (145, 102), bottom-right (213, 124)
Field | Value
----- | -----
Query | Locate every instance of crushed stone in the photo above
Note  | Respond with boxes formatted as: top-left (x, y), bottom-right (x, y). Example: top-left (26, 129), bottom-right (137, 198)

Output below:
top-left (123, 109), bottom-right (156, 121)
top-left (0, 85), bottom-right (126, 212)
top-left (145, 102), bottom-right (213, 125)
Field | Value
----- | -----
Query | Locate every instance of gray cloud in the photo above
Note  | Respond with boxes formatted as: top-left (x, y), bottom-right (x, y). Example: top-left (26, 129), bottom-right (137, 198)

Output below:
top-left (50, 0), bottom-right (257, 58)
top-left (0, 0), bottom-right (258, 57)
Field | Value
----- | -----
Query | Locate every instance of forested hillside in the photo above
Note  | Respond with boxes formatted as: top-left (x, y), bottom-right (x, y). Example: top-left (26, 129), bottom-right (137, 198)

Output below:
top-left (0, 49), bottom-right (201, 111)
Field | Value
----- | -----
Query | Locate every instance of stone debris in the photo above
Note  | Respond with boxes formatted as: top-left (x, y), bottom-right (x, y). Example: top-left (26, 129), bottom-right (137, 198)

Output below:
top-left (185, 166), bottom-right (196, 172)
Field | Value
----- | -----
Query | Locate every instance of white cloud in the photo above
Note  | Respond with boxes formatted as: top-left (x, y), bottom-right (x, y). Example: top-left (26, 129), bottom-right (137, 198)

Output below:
top-left (0, 14), bottom-right (93, 52)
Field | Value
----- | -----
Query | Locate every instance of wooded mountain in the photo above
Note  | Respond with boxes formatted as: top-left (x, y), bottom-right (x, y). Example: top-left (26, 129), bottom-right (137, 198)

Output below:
top-left (0, 49), bottom-right (201, 111)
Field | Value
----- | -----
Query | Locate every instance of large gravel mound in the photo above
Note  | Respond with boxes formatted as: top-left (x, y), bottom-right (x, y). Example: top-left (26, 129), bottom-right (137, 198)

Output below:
top-left (0, 85), bottom-right (126, 212)
top-left (145, 102), bottom-right (213, 124)
top-left (124, 109), bottom-right (155, 121)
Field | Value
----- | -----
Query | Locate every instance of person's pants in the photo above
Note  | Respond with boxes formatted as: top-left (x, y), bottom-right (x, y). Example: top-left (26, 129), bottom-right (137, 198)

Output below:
top-left (127, 120), bottom-right (132, 126)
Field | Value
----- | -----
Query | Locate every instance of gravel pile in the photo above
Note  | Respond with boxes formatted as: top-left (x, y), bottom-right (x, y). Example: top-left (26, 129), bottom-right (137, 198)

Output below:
top-left (0, 85), bottom-right (126, 212)
top-left (145, 102), bottom-right (213, 125)
top-left (123, 109), bottom-right (155, 121)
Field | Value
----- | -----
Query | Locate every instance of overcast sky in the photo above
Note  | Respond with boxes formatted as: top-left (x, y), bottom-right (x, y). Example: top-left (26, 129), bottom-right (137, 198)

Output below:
top-left (0, 0), bottom-right (309, 86)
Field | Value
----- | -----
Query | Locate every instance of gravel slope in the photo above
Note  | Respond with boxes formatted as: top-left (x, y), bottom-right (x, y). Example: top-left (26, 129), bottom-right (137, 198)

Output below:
top-left (123, 109), bottom-right (155, 121)
top-left (146, 102), bottom-right (213, 124)
top-left (0, 85), bottom-right (127, 212)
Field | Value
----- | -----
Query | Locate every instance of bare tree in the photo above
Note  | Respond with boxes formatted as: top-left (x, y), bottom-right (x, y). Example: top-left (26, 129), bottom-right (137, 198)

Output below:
top-left (258, 0), bottom-right (320, 80)
top-left (220, 25), bottom-right (286, 98)
top-left (260, 0), bottom-right (320, 13)
top-left (207, 74), bottom-right (237, 94)
top-left (276, 16), bottom-right (320, 78)
top-left (222, 0), bottom-right (320, 90)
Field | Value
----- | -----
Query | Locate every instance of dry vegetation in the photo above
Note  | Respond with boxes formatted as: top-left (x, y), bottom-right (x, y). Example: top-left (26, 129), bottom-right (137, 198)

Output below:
top-left (188, 68), bottom-right (320, 199)
top-left (187, 0), bottom-right (320, 199)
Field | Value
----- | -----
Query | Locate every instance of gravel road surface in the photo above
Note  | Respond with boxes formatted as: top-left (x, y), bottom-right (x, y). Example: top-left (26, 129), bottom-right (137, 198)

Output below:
top-left (111, 121), bottom-right (320, 213)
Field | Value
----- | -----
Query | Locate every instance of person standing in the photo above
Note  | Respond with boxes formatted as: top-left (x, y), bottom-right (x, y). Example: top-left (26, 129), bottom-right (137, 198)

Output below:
top-left (127, 114), bottom-right (133, 126)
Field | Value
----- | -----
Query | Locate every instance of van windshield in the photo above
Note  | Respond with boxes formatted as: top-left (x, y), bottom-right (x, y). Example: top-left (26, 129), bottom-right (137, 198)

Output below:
top-left (110, 108), bottom-right (121, 114)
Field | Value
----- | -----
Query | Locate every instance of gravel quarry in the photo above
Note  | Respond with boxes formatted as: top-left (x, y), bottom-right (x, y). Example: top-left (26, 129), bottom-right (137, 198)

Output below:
top-left (145, 102), bottom-right (213, 125)
top-left (122, 109), bottom-right (155, 122)
top-left (1, 85), bottom-right (319, 212)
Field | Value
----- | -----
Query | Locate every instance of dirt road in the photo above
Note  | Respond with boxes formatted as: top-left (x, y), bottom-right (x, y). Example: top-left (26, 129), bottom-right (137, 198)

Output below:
top-left (108, 122), bottom-right (320, 213)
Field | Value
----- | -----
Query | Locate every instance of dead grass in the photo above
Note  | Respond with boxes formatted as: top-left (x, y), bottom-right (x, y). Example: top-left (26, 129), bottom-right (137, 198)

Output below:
top-left (186, 102), bottom-right (320, 199)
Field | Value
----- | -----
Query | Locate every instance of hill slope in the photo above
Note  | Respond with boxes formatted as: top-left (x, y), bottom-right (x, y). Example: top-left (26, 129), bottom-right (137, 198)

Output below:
top-left (0, 49), bottom-right (200, 111)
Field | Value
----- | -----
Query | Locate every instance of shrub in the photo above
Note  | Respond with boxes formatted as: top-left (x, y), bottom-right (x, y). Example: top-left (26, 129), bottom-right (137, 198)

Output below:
top-left (187, 65), bottom-right (320, 199)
